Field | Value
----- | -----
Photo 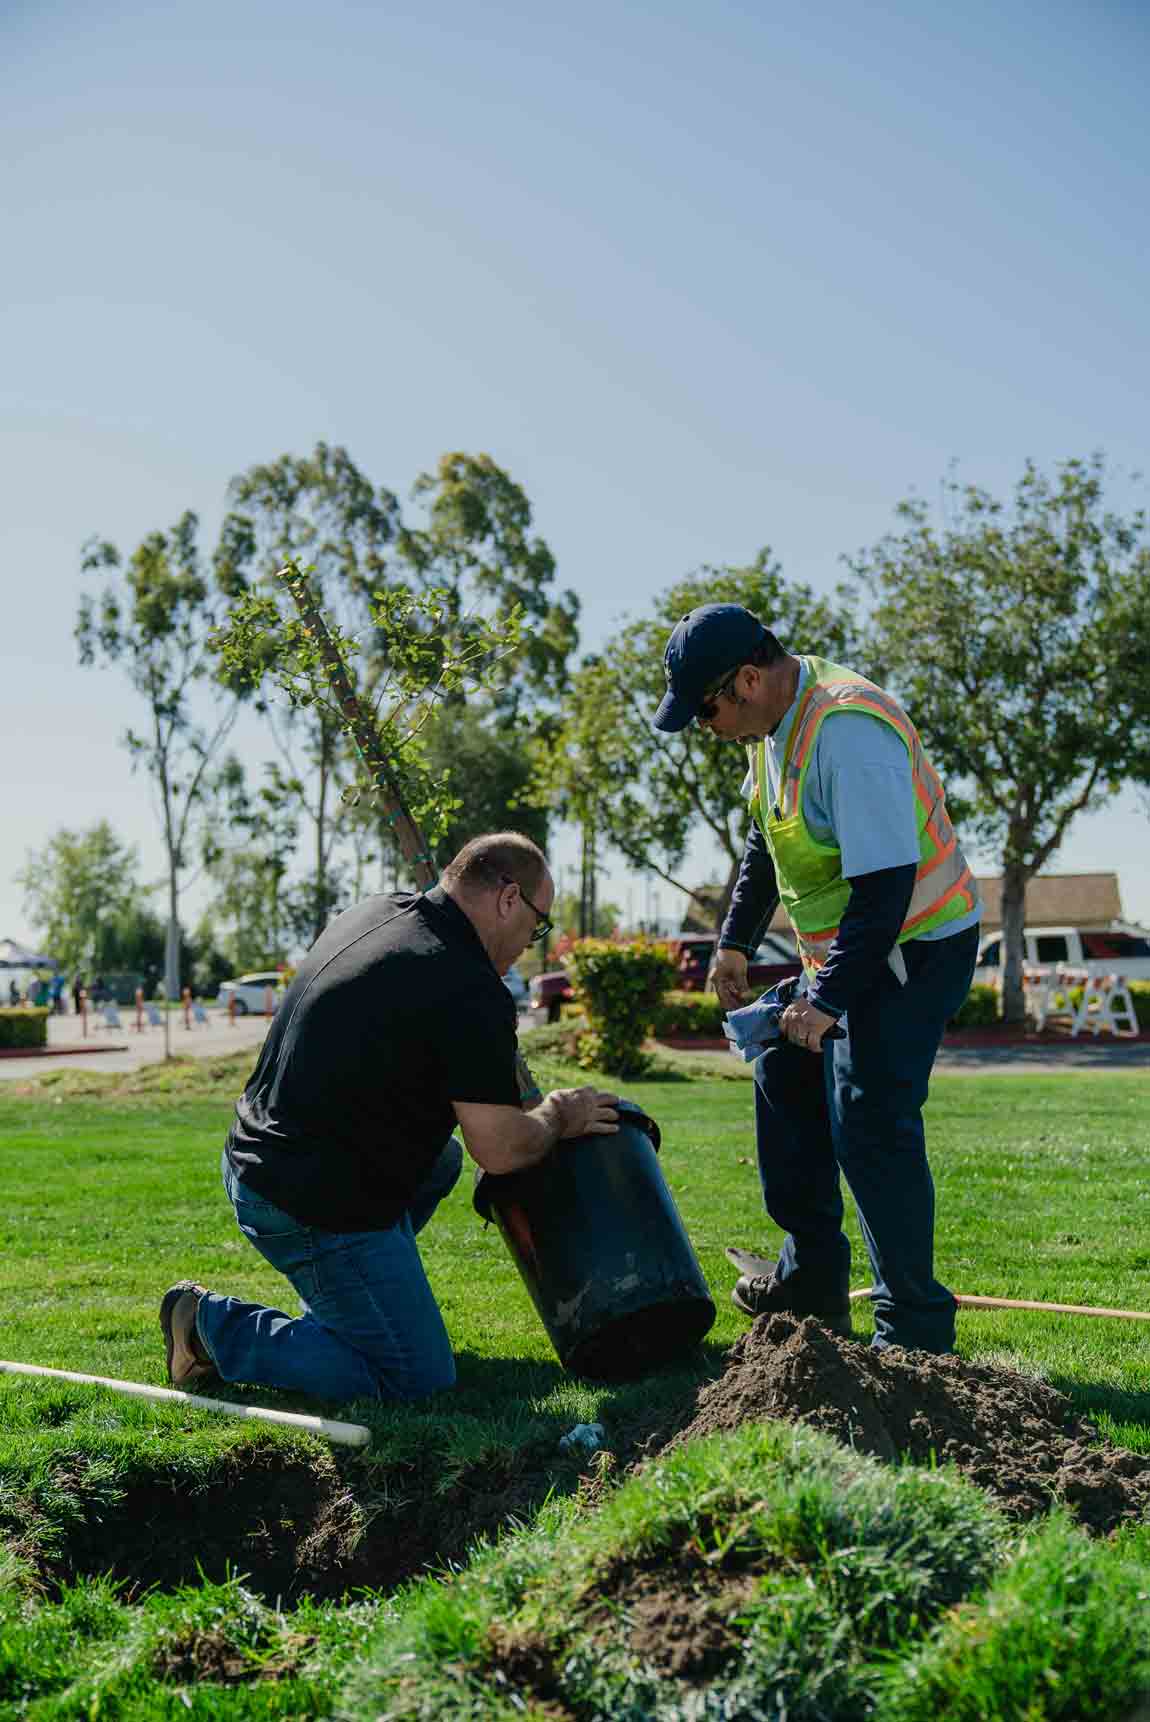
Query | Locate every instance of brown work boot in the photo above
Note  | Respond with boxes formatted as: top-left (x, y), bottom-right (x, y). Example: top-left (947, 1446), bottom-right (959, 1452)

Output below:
top-left (160, 1280), bottom-right (216, 1388)
top-left (731, 1267), bottom-right (852, 1337)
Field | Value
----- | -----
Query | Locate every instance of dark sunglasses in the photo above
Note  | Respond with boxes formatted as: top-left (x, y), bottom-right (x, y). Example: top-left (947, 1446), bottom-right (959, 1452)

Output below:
top-left (502, 876), bottom-right (554, 943)
top-left (696, 667), bottom-right (740, 727)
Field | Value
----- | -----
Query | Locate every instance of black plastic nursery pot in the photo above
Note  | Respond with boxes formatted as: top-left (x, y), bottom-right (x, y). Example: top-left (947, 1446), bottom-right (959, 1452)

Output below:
top-left (473, 1101), bottom-right (716, 1381)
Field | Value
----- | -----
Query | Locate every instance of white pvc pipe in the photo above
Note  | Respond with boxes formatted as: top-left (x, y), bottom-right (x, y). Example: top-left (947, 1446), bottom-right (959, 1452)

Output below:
top-left (0, 1359), bottom-right (371, 1447)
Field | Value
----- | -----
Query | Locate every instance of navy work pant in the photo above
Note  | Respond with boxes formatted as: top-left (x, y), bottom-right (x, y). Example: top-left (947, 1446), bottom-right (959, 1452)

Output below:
top-left (753, 924), bottom-right (979, 1352)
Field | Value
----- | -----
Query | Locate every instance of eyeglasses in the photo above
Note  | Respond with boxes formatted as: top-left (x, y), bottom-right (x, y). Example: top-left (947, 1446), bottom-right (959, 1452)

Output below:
top-left (696, 668), bottom-right (740, 727)
top-left (501, 876), bottom-right (554, 943)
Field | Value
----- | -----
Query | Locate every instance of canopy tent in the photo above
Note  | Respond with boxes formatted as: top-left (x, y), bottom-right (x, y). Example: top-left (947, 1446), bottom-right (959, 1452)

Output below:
top-left (0, 939), bottom-right (58, 970)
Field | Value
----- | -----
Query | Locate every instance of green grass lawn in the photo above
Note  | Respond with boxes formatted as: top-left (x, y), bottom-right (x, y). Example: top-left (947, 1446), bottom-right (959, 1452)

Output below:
top-left (0, 1061), bottom-right (1148, 1717)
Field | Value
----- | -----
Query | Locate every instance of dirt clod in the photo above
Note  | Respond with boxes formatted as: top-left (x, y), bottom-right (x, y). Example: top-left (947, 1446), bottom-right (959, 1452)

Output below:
top-left (664, 1313), bottom-right (1150, 1533)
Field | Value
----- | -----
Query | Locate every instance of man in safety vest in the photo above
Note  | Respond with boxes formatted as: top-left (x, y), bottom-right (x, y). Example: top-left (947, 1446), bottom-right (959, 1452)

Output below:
top-left (654, 604), bottom-right (981, 1353)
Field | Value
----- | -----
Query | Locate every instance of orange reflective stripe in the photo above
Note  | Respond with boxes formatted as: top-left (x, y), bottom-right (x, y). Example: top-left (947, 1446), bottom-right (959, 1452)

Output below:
top-left (903, 867), bottom-right (976, 932)
top-left (782, 686), bottom-right (820, 813)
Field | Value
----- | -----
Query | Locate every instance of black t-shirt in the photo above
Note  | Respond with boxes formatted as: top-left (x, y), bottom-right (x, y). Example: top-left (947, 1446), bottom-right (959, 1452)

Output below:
top-left (225, 886), bottom-right (521, 1230)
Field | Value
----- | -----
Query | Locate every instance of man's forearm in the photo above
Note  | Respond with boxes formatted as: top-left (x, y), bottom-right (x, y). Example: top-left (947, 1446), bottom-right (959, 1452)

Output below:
top-left (464, 1095), bottom-right (569, 1176)
top-left (719, 823), bottom-right (780, 952)
top-left (807, 862), bottom-right (917, 1018)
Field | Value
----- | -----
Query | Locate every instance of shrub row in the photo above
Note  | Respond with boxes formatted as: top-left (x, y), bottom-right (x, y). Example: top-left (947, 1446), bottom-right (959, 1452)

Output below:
top-left (0, 1007), bottom-right (50, 1050)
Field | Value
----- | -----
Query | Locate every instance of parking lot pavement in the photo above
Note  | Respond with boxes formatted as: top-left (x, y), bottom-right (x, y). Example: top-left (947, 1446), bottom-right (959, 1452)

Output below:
top-left (933, 1037), bottom-right (1150, 1072)
top-left (0, 1007), bottom-right (272, 1082)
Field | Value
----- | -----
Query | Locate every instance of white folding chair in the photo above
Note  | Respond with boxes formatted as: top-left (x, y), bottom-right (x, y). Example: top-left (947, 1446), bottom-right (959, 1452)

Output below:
top-left (145, 1003), bottom-right (163, 1028)
top-left (101, 1004), bottom-right (122, 1031)
top-left (191, 1001), bottom-right (209, 1027)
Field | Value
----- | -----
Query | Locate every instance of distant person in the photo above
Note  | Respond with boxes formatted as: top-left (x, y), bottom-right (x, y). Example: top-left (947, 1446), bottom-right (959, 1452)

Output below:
top-left (72, 974), bottom-right (84, 1014)
top-left (7, 978), bottom-right (19, 1007)
top-left (51, 974), bottom-right (65, 1014)
top-left (654, 604), bottom-right (980, 1355)
top-left (161, 833), bottom-right (619, 1402)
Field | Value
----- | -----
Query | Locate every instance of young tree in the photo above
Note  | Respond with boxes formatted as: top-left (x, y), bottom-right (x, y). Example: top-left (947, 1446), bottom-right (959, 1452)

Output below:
top-left (530, 552), bottom-right (859, 928)
top-left (18, 821), bottom-right (141, 974)
top-left (851, 456), bottom-right (1150, 1023)
top-left (76, 513), bottom-right (240, 1004)
top-left (214, 445), bottom-right (575, 941)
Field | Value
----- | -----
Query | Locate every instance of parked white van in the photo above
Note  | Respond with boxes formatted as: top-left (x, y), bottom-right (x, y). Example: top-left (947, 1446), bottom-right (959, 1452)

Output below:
top-left (974, 924), bottom-right (1150, 987)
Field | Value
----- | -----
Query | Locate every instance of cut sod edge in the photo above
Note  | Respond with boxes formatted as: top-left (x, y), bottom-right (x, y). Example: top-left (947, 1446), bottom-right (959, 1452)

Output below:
top-left (0, 1359), bottom-right (371, 1447)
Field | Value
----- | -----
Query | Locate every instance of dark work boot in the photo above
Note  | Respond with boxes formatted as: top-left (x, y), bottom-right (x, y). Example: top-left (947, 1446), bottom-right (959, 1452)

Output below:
top-left (731, 1263), bottom-right (852, 1336)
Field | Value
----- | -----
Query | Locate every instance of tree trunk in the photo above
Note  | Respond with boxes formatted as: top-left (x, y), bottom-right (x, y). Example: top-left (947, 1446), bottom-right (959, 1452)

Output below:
top-left (312, 718), bottom-right (333, 946)
top-left (1000, 863), bottom-right (1029, 1025)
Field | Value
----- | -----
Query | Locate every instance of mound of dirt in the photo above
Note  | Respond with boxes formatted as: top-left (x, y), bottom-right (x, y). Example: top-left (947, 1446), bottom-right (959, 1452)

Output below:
top-left (665, 1313), bottom-right (1150, 1534)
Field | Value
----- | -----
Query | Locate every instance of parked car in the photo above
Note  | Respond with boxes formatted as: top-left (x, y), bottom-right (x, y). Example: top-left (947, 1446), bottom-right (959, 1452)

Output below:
top-left (670, 932), bottom-right (802, 993)
top-left (502, 964), bottom-right (529, 1008)
top-left (529, 968), bottom-right (574, 1023)
top-left (216, 970), bottom-right (285, 1015)
top-left (973, 924), bottom-right (1150, 987)
top-left (528, 932), bottom-right (803, 1023)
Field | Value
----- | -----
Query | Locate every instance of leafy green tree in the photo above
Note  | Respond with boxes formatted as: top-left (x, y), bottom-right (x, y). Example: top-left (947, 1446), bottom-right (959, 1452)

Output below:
top-left (213, 444), bottom-right (399, 945)
top-left (531, 552), bottom-right (859, 929)
top-left (17, 822), bottom-right (141, 973)
top-left (418, 701), bottom-right (549, 868)
top-left (850, 456), bottom-right (1150, 1023)
top-left (549, 891), bottom-right (624, 940)
top-left (77, 512), bottom-right (240, 1000)
top-left (202, 756), bottom-right (301, 969)
top-left (213, 445), bottom-right (574, 944)
top-left (213, 563), bottom-right (530, 903)
top-left (395, 453), bottom-right (580, 715)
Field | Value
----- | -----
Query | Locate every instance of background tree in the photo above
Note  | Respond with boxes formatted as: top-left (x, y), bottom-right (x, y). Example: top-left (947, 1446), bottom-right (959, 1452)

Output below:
top-left (851, 455), bottom-right (1150, 1024)
top-left (214, 444), bottom-right (400, 944)
top-left (549, 890), bottom-right (623, 941)
top-left (394, 452), bottom-right (580, 716)
top-left (214, 444), bottom-right (574, 943)
top-left (76, 512), bottom-right (239, 1003)
top-left (530, 551), bottom-right (860, 929)
top-left (418, 700), bottom-right (549, 868)
top-left (18, 821), bottom-right (142, 974)
top-left (201, 756), bottom-right (301, 970)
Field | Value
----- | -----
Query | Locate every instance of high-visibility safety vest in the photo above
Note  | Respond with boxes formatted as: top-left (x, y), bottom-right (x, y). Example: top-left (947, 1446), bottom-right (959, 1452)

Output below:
top-left (749, 657), bottom-right (978, 976)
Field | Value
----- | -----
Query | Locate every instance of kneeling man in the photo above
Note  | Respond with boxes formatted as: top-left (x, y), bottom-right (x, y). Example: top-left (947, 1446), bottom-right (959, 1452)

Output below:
top-left (161, 833), bottom-right (617, 1402)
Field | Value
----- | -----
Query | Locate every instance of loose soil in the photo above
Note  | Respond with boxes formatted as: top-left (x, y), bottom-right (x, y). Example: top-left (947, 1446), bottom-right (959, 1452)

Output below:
top-left (661, 1312), bottom-right (1150, 1534)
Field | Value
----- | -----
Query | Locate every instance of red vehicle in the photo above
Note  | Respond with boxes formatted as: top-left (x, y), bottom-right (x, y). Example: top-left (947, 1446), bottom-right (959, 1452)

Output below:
top-left (670, 933), bottom-right (802, 993)
top-left (528, 932), bottom-right (801, 1022)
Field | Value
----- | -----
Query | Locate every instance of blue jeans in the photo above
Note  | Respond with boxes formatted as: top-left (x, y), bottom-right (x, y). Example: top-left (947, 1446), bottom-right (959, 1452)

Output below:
top-left (753, 925), bottom-right (978, 1352)
top-left (196, 1139), bottom-right (464, 1402)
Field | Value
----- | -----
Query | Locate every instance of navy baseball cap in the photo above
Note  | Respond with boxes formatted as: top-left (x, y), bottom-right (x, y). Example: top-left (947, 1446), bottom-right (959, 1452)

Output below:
top-left (654, 604), bottom-right (770, 732)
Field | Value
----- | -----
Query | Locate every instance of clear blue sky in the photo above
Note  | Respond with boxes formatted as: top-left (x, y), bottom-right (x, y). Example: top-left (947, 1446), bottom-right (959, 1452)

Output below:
top-left (3, 0), bottom-right (1148, 948)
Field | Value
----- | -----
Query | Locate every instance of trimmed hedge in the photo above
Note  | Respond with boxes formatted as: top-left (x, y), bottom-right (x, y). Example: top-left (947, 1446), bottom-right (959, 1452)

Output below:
top-left (1130, 981), bottom-right (1150, 1030)
top-left (651, 989), bottom-right (727, 1038)
top-left (654, 984), bottom-right (1007, 1038)
top-left (565, 938), bottom-right (678, 1077)
top-left (0, 1008), bottom-right (50, 1050)
top-left (950, 984), bottom-right (999, 1029)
